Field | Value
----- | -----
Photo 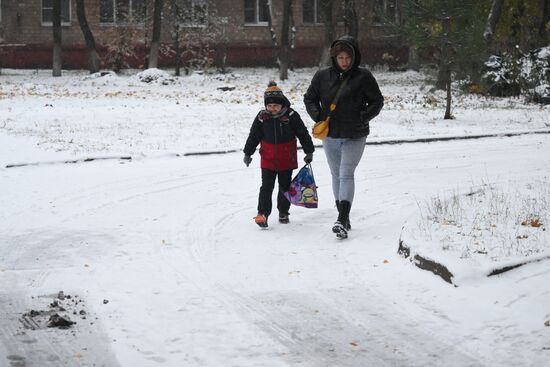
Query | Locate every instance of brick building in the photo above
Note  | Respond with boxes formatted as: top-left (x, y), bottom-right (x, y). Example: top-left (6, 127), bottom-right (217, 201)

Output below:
top-left (0, 0), bottom-right (406, 69)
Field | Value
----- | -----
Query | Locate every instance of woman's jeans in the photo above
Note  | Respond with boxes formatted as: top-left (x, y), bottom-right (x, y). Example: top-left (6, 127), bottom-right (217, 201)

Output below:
top-left (323, 137), bottom-right (367, 204)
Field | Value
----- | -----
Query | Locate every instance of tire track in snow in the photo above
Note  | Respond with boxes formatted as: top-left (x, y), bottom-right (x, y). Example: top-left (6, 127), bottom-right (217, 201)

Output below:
top-left (164, 156), bottom-right (494, 366)
top-left (159, 188), bottom-right (482, 366)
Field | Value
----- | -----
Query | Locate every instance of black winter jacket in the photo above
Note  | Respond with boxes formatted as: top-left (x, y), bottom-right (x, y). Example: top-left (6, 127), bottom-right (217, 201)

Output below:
top-left (304, 36), bottom-right (384, 139)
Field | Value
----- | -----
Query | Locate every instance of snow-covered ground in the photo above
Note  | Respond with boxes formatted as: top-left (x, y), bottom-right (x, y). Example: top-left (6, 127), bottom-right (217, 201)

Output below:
top-left (1, 67), bottom-right (548, 162)
top-left (1, 68), bottom-right (549, 366)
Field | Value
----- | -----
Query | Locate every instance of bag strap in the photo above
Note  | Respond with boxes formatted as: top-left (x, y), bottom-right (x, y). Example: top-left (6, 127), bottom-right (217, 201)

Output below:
top-left (326, 76), bottom-right (350, 119)
top-left (305, 163), bottom-right (316, 184)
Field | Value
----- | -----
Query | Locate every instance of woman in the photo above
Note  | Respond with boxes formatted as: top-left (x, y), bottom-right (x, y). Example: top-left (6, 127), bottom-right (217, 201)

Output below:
top-left (304, 35), bottom-right (384, 239)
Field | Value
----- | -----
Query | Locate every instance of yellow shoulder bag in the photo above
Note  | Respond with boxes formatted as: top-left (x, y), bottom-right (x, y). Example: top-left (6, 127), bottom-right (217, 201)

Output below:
top-left (312, 76), bottom-right (349, 140)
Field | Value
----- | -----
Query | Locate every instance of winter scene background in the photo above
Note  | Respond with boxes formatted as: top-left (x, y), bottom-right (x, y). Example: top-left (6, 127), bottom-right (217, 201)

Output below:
top-left (1, 65), bottom-right (549, 367)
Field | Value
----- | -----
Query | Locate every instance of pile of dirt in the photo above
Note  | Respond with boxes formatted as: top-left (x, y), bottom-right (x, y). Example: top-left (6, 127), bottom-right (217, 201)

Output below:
top-left (19, 291), bottom-right (90, 330)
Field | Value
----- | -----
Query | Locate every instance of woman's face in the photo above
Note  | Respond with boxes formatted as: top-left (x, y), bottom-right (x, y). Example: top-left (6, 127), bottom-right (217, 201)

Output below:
top-left (336, 52), bottom-right (352, 71)
top-left (266, 103), bottom-right (283, 114)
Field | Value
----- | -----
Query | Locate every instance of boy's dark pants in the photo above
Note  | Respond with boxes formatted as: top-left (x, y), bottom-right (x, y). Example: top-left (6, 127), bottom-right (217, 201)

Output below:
top-left (258, 168), bottom-right (292, 217)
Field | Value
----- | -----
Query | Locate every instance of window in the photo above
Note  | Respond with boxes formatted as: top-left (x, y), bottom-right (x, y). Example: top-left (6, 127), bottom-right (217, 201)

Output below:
top-left (244, 0), bottom-right (269, 25)
top-left (100, 0), bottom-right (146, 24)
top-left (373, 0), bottom-right (398, 25)
top-left (303, 0), bottom-right (323, 24)
top-left (176, 0), bottom-right (208, 27)
top-left (42, 0), bottom-right (71, 25)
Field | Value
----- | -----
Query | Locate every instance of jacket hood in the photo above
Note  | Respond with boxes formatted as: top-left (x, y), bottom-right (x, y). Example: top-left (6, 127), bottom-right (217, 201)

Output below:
top-left (330, 35), bottom-right (361, 72)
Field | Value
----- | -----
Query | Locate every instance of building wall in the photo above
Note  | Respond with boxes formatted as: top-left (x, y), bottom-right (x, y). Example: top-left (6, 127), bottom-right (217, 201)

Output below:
top-left (0, 0), bottom-right (407, 69)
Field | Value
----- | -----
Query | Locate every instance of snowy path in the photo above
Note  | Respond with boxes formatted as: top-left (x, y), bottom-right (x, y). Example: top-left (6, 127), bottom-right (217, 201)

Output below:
top-left (1, 134), bottom-right (549, 366)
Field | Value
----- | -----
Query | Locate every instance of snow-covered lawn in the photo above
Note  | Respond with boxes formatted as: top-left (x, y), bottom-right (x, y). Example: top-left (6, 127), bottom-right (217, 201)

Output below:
top-left (1, 67), bottom-right (548, 162)
top-left (401, 177), bottom-right (550, 285)
top-left (1, 68), bottom-right (549, 366)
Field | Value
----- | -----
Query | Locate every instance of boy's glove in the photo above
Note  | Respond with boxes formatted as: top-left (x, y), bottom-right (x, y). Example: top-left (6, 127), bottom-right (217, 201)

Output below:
top-left (243, 155), bottom-right (252, 167)
top-left (304, 153), bottom-right (313, 163)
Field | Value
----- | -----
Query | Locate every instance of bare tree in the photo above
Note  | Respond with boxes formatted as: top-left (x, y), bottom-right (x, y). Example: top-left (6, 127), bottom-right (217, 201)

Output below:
top-left (342, 0), bottom-right (358, 40)
top-left (267, 0), bottom-right (279, 65)
top-left (149, 0), bottom-right (164, 68)
top-left (0, 17), bottom-right (4, 73)
top-left (408, 45), bottom-right (420, 71)
top-left (483, 0), bottom-right (504, 45)
top-left (76, 0), bottom-right (100, 73)
top-left (169, 1), bottom-right (226, 75)
top-left (279, 0), bottom-right (292, 80)
top-left (319, 0), bottom-right (335, 67)
top-left (171, 0), bottom-right (182, 76)
top-left (441, 17), bottom-right (454, 120)
top-left (213, 16), bottom-right (229, 74)
top-left (52, 0), bottom-right (62, 76)
top-left (540, 0), bottom-right (550, 41)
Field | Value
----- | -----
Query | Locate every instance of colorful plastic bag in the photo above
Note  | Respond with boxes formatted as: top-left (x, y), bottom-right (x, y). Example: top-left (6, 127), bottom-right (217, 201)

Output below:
top-left (284, 163), bottom-right (318, 208)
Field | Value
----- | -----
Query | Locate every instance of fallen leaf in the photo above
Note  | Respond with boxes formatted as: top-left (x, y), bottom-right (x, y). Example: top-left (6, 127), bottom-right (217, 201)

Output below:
top-left (544, 320), bottom-right (550, 327)
top-left (531, 219), bottom-right (543, 228)
top-left (383, 259), bottom-right (389, 264)
top-left (350, 341), bottom-right (359, 347)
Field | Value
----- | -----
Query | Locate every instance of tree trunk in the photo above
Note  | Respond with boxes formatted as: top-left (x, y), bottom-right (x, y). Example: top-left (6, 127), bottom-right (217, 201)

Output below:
top-left (540, 0), bottom-right (550, 41)
top-left (483, 0), bottom-right (504, 45)
top-left (52, 0), bottom-right (62, 76)
top-left (173, 27), bottom-right (181, 76)
top-left (343, 0), bottom-right (358, 40)
top-left (267, 0), bottom-right (278, 66)
top-left (289, 2), bottom-right (296, 71)
top-left (407, 44), bottom-right (420, 71)
top-left (319, 0), bottom-right (334, 67)
top-left (171, 0), bottom-right (181, 76)
top-left (149, 0), bottom-right (164, 69)
top-left (76, 0), bottom-right (100, 73)
top-left (442, 17), bottom-right (453, 120)
top-left (279, 0), bottom-right (292, 80)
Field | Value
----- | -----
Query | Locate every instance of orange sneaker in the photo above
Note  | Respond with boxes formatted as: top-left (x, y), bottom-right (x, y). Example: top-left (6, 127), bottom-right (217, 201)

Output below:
top-left (254, 214), bottom-right (268, 228)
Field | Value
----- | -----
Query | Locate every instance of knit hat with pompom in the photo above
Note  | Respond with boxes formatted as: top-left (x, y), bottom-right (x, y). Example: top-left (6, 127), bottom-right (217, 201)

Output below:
top-left (264, 81), bottom-right (289, 106)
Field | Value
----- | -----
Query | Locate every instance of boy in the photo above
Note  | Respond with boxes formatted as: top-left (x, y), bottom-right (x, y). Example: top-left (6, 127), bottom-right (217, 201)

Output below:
top-left (243, 82), bottom-right (315, 228)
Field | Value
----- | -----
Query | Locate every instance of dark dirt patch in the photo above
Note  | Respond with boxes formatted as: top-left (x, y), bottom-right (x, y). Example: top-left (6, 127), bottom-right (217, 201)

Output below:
top-left (19, 291), bottom-right (90, 331)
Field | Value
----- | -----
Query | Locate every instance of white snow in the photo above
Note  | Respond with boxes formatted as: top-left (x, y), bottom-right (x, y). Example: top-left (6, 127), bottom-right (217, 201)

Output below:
top-left (402, 178), bottom-right (550, 285)
top-left (1, 68), bottom-right (550, 366)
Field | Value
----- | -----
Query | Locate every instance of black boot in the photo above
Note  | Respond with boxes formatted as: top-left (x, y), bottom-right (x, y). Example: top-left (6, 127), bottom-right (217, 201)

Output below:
top-left (333, 200), bottom-right (351, 239)
top-left (335, 200), bottom-right (351, 230)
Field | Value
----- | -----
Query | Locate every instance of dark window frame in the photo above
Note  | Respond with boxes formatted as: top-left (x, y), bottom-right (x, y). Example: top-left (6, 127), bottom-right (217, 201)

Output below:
top-left (244, 0), bottom-right (269, 26)
top-left (302, 0), bottom-right (323, 25)
top-left (99, 0), bottom-right (147, 25)
top-left (41, 0), bottom-right (72, 26)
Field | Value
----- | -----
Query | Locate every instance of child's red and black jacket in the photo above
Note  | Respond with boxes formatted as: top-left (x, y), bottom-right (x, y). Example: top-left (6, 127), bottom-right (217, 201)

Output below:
top-left (243, 107), bottom-right (315, 171)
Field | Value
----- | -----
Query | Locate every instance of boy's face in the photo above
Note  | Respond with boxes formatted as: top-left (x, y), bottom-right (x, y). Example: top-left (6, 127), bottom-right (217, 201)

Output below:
top-left (266, 103), bottom-right (283, 114)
